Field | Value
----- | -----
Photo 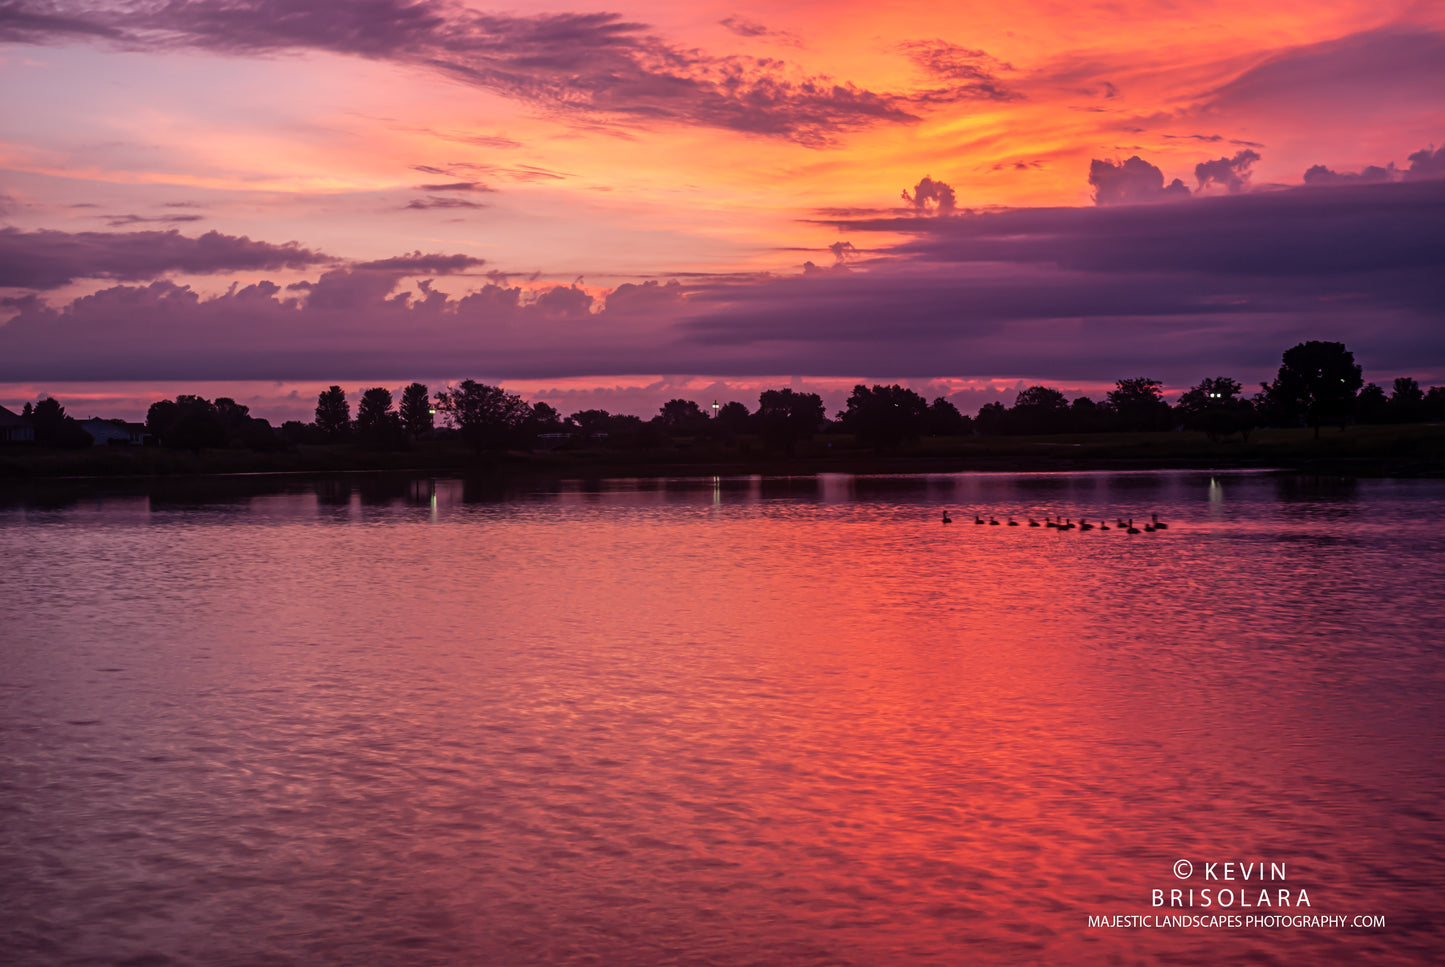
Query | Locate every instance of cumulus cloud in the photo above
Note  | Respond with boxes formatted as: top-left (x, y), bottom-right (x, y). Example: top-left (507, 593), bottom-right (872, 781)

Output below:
top-left (1089, 157), bottom-right (1189, 205)
top-left (901, 176), bottom-right (957, 215)
top-left (1303, 163), bottom-right (1396, 186)
top-left (0, 227), bottom-right (329, 289)
top-left (1195, 149), bottom-right (1260, 193)
top-left (1299, 142), bottom-right (1445, 186)
top-left (1405, 144), bottom-right (1445, 180)
top-left (0, 0), bottom-right (1007, 146)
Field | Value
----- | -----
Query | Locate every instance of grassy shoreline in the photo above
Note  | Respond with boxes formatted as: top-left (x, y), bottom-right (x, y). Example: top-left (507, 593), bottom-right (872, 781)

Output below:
top-left (2, 424), bottom-right (1443, 484)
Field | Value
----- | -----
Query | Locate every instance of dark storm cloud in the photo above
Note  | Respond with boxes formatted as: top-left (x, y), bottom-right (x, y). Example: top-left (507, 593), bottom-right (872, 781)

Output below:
top-left (1089, 156), bottom-right (1190, 206)
top-left (0, 0), bottom-right (1017, 145)
top-left (0, 227), bottom-right (329, 289)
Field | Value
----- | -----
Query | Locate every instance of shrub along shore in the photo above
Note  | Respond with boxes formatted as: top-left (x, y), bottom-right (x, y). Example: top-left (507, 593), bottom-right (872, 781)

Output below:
top-left (3, 423), bottom-right (1443, 482)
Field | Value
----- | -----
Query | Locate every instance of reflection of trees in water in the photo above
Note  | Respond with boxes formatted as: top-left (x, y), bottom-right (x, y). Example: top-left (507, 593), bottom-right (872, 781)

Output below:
top-left (1274, 474), bottom-right (1359, 520)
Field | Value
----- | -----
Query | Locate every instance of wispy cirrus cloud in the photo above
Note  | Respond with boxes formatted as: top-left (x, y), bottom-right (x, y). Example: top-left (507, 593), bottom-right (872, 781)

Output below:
top-left (0, 1), bottom-right (1013, 146)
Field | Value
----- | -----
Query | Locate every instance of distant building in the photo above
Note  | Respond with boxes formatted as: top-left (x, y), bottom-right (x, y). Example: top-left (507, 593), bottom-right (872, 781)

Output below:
top-left (78, 417), bottom-right (149, 446)
top-left (0, 404), bottom-right (34, 443)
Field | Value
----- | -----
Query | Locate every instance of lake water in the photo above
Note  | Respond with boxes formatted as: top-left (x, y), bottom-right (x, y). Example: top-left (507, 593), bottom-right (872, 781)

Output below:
top-left (2, 470), bottom-right (1442, 966)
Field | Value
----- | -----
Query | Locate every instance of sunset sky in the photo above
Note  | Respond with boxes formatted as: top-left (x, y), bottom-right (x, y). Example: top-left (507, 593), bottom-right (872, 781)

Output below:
top-left (2, 0), bottom-right (1442, 420)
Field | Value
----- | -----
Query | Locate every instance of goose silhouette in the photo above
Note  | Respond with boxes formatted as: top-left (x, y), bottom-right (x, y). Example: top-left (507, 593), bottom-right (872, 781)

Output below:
top-left (1126, 518), bottom-right (1140, 535)
top-left (1151, 513), bottom-right (1169, 530)
top-left (942, 511), bottom-right (952, 524)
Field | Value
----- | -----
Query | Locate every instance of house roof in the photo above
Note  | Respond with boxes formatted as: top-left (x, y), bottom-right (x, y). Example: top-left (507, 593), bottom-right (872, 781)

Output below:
top-left (0, 404), bottom-right (27, 427)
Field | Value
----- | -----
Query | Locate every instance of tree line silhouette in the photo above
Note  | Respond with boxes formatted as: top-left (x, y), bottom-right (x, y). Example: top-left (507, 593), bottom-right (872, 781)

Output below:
top-left (8, 341), bottom-right (1444, 453)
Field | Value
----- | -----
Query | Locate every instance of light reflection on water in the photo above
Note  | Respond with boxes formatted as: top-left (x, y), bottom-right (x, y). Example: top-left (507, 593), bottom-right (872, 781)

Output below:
top-left (1, 471), bottom-right (1442, 966)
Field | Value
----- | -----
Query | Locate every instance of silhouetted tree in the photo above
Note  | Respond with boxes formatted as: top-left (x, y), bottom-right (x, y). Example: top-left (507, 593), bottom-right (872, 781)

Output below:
top-left (239, 417), bottom-right (282, 451)
top-left (399, 382), bottom-right (433, 437)
top-left (213, 397), bottom-right (251, 437)
top-left (655, 399), bottom-right (709, 435)
top-left (315, 386), bottom-right (351, 440)
top-left (436, 379), bottom-right (531, 450)
top-left (975, 401), bottom-right (1008, 435)
top-left (145, 399), bottom-right (180, 443)
top-left (840, 384), bottom-right (929, 450)
top-left (1009, 385), bottom-right (1070, 434)
top-left (924, 397), bottom-right (969, 435)
top-left (1106, 378), bottom-right (1172, 432)
top-left (21, 402), bottom-right (33, 420)
top-left (1070, 396), bottom-right (1104, 433)
top-left (1389, 377), bottom-right (1424, 423)
top-left (31, 397), bottom-right (67, 444)
top-left (1424, 386), bottom-right (1445, 422)
top-left (1265, 341), bottom-right (1363, 437)
top-left (143, 395), bottom-right (226, 449)
top-left (569, 409), bottom-right (614, 439)
top-left (355, 387), bottom-right (404, 448)
top-left (715, 401), bottom-right (752, 435)
top-left (757, 388), bottom-right (825, 453)
top-left (1355, 384), bottom-right (1390, 424)
top-left (1177, 377), bottom-right (1254, 441)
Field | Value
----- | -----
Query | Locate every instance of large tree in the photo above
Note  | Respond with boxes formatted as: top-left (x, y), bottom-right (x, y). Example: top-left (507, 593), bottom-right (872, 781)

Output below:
top-left (1264, 341), bottom-right (1363, 437)
top-left (356, 387), bottom-right (403, 448)
top-left (436, 379), bottom-right (531, 450)
top-left (315, 386), bottom-right (351, 440)
top-left (399, 382), bottom-right (433, 437)
top-left (756, 388), bottom-right (825, 453)
top-left (1176, 377), bottom-right (1255, 441)
top-left (839, 384), bottom-right (929, 450)
top-left (655, 398), bottom-right (709, 435)
top-left (1008, 385), bottom-right (1071, 435)
top-left (1106, 377), bottom-right (1172, 432)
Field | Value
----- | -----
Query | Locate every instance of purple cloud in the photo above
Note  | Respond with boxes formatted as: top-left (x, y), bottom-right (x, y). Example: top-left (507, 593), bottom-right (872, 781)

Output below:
top-left (355, 252), bottom-right (485, 274)
top-left (1194, 150), bottom-right (1260, 193)
top-left (0, 1), bottom-right (1012, 145)
top-left (1303, 164), bottom-right (1396, 186)
top-left (1089, 157), bottom-right (1189, 205)
top-left (404, 197), bottom-right (485, 210)
top-left (898, 40), bottom-right (1017, 103)
top-left (0, 227), bottom-right (328, 289)
top-left (417, 181), bottom-right (494, 192)
top-left (719, 16), bottom-right (801, 47)
top-left (901, 176), bottom-right (958, 215)
top-left (1405, 145), bottom-right (1445, 180)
